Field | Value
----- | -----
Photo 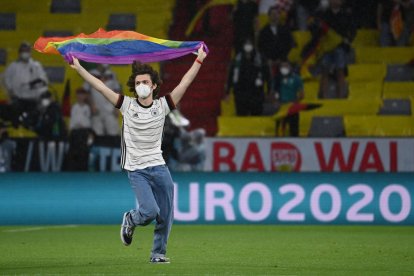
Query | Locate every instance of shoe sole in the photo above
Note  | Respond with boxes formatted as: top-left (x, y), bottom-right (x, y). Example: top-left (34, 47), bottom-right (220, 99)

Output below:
top-left (120, 212), bottom-right (131, 246)
top-left (150, 258), bottom-right (170, 264)
top-left (149, 261), bottom-right (170, 264)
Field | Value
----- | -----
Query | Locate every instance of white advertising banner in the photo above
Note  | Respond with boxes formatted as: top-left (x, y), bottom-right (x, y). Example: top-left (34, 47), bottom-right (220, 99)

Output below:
top-left (204, 138), bottom-right (414, 172)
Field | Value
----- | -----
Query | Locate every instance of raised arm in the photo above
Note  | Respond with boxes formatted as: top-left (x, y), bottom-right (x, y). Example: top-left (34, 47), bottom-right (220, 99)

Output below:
top-left (70, 57), bottom-right (119, 105)
top-left (170, 46), bottom-right (207, 105)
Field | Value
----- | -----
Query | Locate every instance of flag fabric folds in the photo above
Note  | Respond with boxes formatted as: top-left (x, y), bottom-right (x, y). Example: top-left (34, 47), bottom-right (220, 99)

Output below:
top-left (34, 28), bottom-right (208, 64)
top-left (299, 18), bottom-right (343, 79)
top-left (273, 102), bottom-right (322, 121)
top-left (390, 4), bottom-right (404, 40)
top-left (273, 102), bottom-right (322, 136)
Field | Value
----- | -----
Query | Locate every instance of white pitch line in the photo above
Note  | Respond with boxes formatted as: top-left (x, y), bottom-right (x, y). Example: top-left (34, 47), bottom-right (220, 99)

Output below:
top-left (2, 225), bottom-right (79, 233)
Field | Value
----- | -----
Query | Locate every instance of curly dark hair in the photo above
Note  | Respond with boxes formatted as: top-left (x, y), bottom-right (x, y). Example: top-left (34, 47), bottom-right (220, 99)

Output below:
top-left (127, 61), bottom-right (162, 98)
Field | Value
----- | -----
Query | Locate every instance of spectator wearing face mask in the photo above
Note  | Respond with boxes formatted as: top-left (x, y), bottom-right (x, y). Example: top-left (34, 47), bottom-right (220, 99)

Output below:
top-left (274, 61), bottom-right (304, 136)
top-left (225, 38), bottom-right (271, 116)
top-left (34, 92), bottom-right (67, 140)
top-left (4, 42), bottom-right (49, 119)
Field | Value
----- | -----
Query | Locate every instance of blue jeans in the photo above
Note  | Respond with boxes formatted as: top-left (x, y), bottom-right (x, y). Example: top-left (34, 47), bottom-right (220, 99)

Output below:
top-left (127, 165), bottom-right (174, 258)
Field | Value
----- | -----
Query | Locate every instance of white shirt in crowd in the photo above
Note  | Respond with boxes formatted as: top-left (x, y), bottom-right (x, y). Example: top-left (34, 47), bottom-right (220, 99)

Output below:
top-left (69, 103), bottom-right (92, 130)
top-left (4, 58), bottom-right (49, 100)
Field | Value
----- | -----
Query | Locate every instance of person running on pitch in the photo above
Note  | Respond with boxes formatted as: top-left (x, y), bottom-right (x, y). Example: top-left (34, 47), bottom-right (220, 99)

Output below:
top-left (70, 46), bottom-right (207, 264)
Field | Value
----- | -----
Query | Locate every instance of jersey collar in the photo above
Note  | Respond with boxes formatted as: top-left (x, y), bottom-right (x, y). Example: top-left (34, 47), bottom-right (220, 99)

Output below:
top-left (136, 98), bottom-right (153, 108)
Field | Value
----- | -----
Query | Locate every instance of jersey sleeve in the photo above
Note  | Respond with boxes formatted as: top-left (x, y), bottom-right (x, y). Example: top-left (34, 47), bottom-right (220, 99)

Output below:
top-left (116, 95), bottom-right (131, 115)
top-left (161, 94), bottom-right (176, 115)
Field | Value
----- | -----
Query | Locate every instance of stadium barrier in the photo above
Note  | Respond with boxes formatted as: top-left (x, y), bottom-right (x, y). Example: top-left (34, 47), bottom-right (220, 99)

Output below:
top-left (0, 172), bottom-right (412, 225)
top-left (205, 138), bottom-right (414, 172)
top-left (4, 137), bottom-right (414, 172)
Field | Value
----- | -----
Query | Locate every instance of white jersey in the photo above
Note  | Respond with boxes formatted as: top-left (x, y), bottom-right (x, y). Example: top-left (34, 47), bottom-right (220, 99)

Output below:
top-left (116, 94), bottom-right (175, 170)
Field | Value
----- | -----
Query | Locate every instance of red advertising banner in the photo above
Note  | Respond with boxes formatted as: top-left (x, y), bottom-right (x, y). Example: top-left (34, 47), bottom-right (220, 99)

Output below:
top-left (205, 138), bottom-right (414, 172)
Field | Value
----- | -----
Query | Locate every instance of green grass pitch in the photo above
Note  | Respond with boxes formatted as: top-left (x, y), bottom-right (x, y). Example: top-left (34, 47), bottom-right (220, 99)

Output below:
top-left (1, 225), bottom-right (413, 275)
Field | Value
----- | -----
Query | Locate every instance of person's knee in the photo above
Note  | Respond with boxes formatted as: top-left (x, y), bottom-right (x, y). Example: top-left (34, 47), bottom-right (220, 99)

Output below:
top-left (142, 206), bottom-right (159, 224)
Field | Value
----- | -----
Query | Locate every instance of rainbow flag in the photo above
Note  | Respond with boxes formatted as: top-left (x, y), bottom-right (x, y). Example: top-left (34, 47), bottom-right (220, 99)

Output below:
top-left (34, 28), bottom-right (208, 64)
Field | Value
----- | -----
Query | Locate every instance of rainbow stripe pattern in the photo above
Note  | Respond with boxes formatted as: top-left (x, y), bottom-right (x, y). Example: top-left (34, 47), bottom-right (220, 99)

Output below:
top-left (34, 28), bottom-right (208, 64)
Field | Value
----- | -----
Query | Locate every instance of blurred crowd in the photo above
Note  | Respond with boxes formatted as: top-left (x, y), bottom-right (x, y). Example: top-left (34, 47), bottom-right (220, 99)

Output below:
top-left (0, 42), bottom-right (206, 172)
top-left (226, 0), bottom-right (413, 135)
